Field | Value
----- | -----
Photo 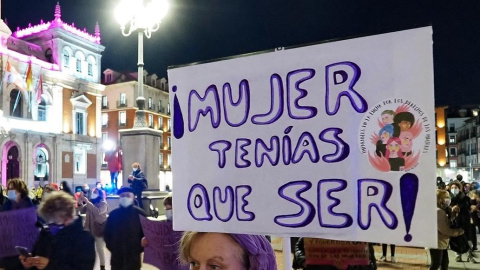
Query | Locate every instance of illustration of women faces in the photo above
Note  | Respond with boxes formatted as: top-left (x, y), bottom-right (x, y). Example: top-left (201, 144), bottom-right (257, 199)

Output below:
top-left (399, 131), bottom-right (413, 156)
top-left (393, 111), bottom-right (414, 137)
top-left (375, 125), bottom-right (394, 157)
top-left (385, 137), bottom-right (405, 171)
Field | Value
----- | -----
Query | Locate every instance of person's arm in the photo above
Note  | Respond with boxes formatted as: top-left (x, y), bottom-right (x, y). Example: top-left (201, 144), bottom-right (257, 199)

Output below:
top-left (104, 215), bottom-right (114, 251)
top-left (293, 238), bottom-right (306, 268)
top-left (133, 171), bottom-right (146, 181)
top-left (438, 209), bottom-right (464, 237)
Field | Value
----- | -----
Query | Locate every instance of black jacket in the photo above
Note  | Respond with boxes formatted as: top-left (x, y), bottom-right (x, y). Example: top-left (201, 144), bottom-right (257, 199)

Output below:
top-left (128, 170), bottom-right (147, 193)
top-left (451, 192), bottom-right (472, 231)
top-left (104, 205), bottom-right (146, 270)
top-left (31, 217), bottom-right (95, 270)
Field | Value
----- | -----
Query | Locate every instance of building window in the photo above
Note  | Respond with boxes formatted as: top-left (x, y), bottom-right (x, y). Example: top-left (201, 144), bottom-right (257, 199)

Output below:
top-left (74, 147), bottom-right (86, 174)
top-left (102, 113), bottom-right (108, 127)
top-left (120, 93), bottom-right (126, 106)
top-left (148, 97), bottom-right (152, 109)
top-left (75, 112), bottom-right (85, 135)
top-left (159, 153), bottom-right (163, 166)
top-left (167, 137), bottom-right (171, 149)
top-left (167, 119), bottom-right (171, 131)
top-left (158, 116), bottom-right (163, 130)
top-left (167, 103), bottom-right (170, 114)
top-left (168, 154), bottom-right (171, 168)
top-left (38, 98), bottom-right (46, 121)
top-left (63, 49), bottom-right (70, 68)
top-left (106, 73), bottom-right (112, 83)
top-left (102, 96), bottom-right (107, 108)
top-left (76, 59), bottom-right (82, 72)
top-left (160, 135), bottom-right (164, 148)
top-left (450, 148), bottom-right (457, 157)
top-left (9, 89), bottom-right (23, 118)
top-left (449, 135), bottom-right (456, 144)
top-left (149, 114), bottom-right (153, 128)
top-left (87, 62), bottom-right (93, 76)
top-left (450, 160), bottom-right (457, 168)
top-left (119, 111), bottom-right (126, 126)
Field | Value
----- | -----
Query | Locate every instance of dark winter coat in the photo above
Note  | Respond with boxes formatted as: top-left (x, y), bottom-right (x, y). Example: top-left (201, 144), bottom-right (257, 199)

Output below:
top-left (30, 217), bottom-right (95, 270)
top-left (104, 205), bottom-right (146, 270)
top-left (450, 192), bottom-right (472, 234)
top-left (128, 169), bottom-right (147, 193)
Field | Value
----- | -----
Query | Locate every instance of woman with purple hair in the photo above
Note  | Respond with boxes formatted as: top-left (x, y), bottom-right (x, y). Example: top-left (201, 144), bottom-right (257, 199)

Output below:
top-left (180, 232), bottom-right (277, 270)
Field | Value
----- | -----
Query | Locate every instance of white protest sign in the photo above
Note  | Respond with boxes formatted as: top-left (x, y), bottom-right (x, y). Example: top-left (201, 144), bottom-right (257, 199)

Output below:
top-left (168, 27), bottom-right (437, 247)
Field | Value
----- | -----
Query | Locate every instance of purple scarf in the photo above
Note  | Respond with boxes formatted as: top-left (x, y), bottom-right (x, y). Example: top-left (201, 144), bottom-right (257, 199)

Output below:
top-left (230, 234), bottom-right (277, 270)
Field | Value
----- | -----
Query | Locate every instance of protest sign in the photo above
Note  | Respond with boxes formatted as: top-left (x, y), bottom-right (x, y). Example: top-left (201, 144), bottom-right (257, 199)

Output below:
top-left (140, 216), bottom-right (188, 270)
top-left (304, 238), bottom-right (369, 270)
top-left (0, 207), bottom-right (39, 258)
top-left (168, 27), bottom-right (437, 247)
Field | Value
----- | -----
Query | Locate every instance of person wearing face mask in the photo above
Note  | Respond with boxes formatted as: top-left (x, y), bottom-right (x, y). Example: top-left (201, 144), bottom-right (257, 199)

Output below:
top-left (0, 179), bottom-right (35, 269)
top-left (449, 180), bottom-right (476, 263)
top-left (429, 190), bottom-right (465, 270)
top-left (104, 187), bottom-right (146, 270)
top-left (19, 192), bottom-right (95, 270)
top-left (140, 196), bottom-right (174, 248)
top-left (128, 162), bottom-right (148, 209)
top-left (79, 188), bottom-right (108, 270)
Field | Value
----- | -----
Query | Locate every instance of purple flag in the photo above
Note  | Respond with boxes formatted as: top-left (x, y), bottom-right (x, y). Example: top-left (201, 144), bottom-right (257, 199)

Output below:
top-left (140, 216), bottom-right (189, 270)
top-left (0, 207), bottom-right (39, 258)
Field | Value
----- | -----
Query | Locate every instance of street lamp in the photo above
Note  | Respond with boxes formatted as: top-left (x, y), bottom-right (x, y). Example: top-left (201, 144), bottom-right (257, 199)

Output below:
top-left (115, 0), bottom-right (169, 128)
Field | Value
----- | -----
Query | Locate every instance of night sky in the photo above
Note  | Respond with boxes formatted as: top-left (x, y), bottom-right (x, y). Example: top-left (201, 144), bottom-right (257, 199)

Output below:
top-left (3, 0), bottom-right (480, 107)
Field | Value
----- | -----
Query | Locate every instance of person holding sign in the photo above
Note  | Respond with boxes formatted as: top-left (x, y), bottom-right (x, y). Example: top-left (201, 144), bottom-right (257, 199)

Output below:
top-left (1, 178), bottom-right (35, 270)
top-left (78, 188), bottom-right (108, 270)
top-left (104, 187), bottom-right (146, 270)
top-left (20, 192), bottom-right (95, 270)
top-left (180, 232), bottom-right (276, 270)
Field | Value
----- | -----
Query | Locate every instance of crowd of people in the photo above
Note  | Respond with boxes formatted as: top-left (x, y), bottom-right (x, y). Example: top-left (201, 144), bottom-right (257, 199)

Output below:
top-left (433, 174), bottom-right (480, 269)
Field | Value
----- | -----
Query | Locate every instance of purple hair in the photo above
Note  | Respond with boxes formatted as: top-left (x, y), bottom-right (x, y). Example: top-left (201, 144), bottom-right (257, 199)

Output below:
top-left (230, 234), bottom-right (277, 270)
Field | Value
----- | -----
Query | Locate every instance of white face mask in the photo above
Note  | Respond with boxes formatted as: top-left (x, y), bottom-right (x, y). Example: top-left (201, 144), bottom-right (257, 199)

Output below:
top-left (165, 209), bottom-right (173, 221)
top-left (91, 193), bottom-right (99, 200)
top-left (7, 190), bottom-right (17, 201)
top-left (119, 197), bottom-right (134, 207)
top-left (451, 188), bottom-right (459, 196)
top-left (132, 168), bottom-right (138, 172)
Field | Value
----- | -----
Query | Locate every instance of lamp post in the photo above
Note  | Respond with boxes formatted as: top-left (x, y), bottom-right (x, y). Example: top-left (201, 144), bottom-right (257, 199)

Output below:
top-left (115, 0), bottom-right (169, 128)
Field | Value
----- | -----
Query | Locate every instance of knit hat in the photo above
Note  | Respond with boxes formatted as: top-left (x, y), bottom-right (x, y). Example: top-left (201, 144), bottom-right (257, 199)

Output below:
top-left (230, 234), bottom-right (277, 270)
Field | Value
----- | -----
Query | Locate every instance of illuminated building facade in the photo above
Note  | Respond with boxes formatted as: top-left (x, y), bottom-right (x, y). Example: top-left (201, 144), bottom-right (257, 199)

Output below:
top-left (0, 3), bottom-right (105, 188)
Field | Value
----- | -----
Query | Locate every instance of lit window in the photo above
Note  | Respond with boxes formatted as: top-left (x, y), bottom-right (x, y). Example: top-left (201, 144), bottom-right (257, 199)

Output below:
top-left (74, 147), bottom-right (86, 174)
top-left (158, 116), bottom-right (163, 130)
top-left (449, 136), bottom-right (455, 144)
top-left (63, 49), bottom-right (70, 68)
top-left (168, 154), bottom-right (171, 167)
top-left (159, 153), bottom-right (163, 165)
top-left (148, 97), bottom-right (152, 109)
top-left (102, 96), bottom-right (107, 108)
top-left (167, 119), bottom-right (171, 131)
top-left (167, 137), bottom-right (171, 149)
top-left (119, 111), bottom-right (126, 126)
top-left (167, 103), bottom-right (170, 114)
top-left (450, 160), bottom-right (457, 168)
top-left (88, 62), bottom-right (93, 76)
top-left (38, 98), bottom-right (46, 121)
top-left (120, 93), bottom-right (126, 105)
top-left (102, 113), bottom-right (108, 126)
top-left (76, 59), bottom-right (82, 72)
top-left (149, 114), bottom-right (153, 128)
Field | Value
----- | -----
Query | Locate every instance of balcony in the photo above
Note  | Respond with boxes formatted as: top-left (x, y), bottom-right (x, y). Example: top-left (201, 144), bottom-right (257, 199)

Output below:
top-left (158, 107), bottom-right (165, 113)
top-left (101, 103), bottom-right (109, 110)
top-left (160, 144), bottom-right (164, 149)
top-left (102, 123), bottom-right (108, 129)
top-left (118, 121), bottom-right (127, 127)
top-left (117, 100), bottom-right (128, 108)
top-left (147, 104), bottom-right (156, 112)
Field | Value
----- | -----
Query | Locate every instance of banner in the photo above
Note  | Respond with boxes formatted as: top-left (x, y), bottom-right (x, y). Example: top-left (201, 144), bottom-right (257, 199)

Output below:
top-left (139, 216), bottom-right (188, 270)
top-left (168, 27), bottom-right (437, 247)
top-left (304, 238), bottom-right (369, 270)
top-left (0, 207), bottom-right (39, 258)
